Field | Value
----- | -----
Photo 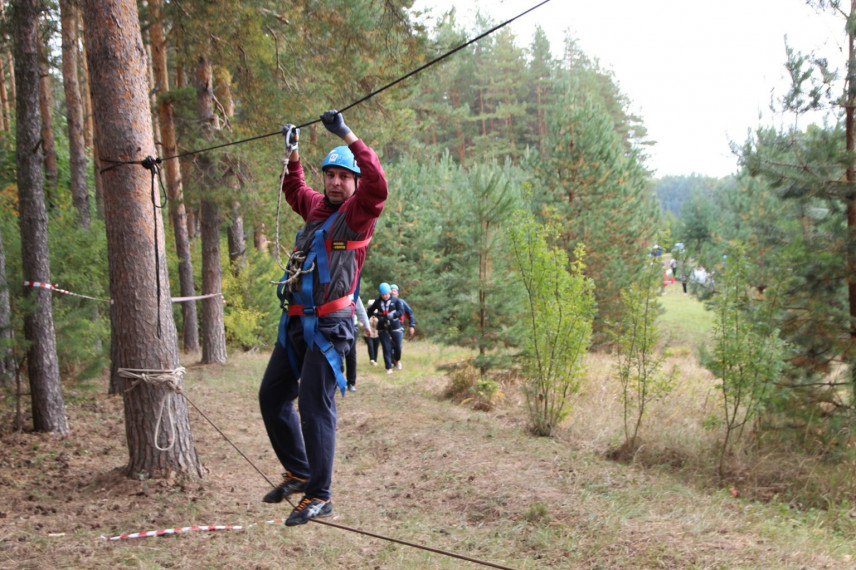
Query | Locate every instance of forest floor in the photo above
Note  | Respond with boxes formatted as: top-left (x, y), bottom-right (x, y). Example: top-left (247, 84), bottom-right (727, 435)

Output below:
top-left (2, 315), bottom-right (855, 567)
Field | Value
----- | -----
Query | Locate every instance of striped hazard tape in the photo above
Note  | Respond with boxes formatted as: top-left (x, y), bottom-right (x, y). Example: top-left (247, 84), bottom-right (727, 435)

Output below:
top-left (23, 281), bottom-right (112, 303)
top-left (101, 524), bottom-right (243, 541)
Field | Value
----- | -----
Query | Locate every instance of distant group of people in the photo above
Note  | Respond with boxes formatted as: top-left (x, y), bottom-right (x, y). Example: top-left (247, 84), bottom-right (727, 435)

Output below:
top-left (363, 282), bottom-right (416, 375)
top-left (340, 281), bottom-right (418, 388)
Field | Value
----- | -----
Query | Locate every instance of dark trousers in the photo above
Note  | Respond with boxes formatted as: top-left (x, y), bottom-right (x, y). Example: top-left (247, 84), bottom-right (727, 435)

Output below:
top-left (365, 336), bottom-right (379, 362)
top-left (378, 329), bottom-right (394, 370)
top-left (345, 336), bottom-right (357, 386)
top-left (258, 316), bottom-right (352, 501)
top-left (391, 329), bottom-right (404, 363)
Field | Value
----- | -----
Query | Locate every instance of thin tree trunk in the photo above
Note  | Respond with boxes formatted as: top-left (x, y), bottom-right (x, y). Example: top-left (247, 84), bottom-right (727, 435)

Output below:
top-left (227, 200), bottom-right (245, 272)
top-left (0, 224), bottom-right (14, 386)
top-left (150, 0), bottom-right (199, 353)
top-left (60, 0), bottom-right (90, 228)
top-left (195, 55), bottom-right (227, 364)
top-left (81, 0), bottom-right (202, 478)
top-left (2, 3), bottom-right (16, 113)
top-left (201, 199), bottom-right (227, 363)
top-left (0, 54), bottom-right (9, 131)
top-left (78, 15), bottom-right (102, 218)
top-left (37, 28), bottom-right (58, 206)
top-left (253, 224), bottom-right (270, 253)
top-left (14, 0), bottom-right (68, 434)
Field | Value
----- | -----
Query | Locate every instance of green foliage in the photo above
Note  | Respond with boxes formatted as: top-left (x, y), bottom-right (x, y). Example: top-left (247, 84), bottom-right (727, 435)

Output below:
top-left (442, 362), bottom-right (503, 411)
top-left (699, 245), bottom-right (786, 475)
top-left (509, 213), bottom-right (595, 437)
top-left (612, 264), bottom-right (677, 451)
top-left (369, 155), bottom-right (525, 376)
top-left (530, 74), bottom-right (659, 344)
top-left (221, 247), bottom-right (281, 349)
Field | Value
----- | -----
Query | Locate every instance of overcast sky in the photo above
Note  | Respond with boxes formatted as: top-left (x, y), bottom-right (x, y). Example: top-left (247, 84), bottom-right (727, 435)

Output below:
top-left (410, 0), bottom-right (844, 178)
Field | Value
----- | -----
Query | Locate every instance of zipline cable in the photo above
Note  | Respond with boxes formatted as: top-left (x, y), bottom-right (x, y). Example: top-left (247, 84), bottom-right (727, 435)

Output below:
top-left (99, 0), bottom-right (553, 170)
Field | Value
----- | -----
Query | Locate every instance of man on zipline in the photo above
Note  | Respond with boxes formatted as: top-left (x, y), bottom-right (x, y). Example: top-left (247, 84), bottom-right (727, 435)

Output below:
top-left (258, 110), bottom-right (387, 526)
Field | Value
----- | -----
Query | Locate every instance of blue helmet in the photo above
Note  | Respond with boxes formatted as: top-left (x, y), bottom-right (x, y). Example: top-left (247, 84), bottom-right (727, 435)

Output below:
top-left (322, 146), bottom-right (361, 176)
top-left (379, 282), bottom-right (391, 295)
top-left (390, 284), bottom-right (399, 292)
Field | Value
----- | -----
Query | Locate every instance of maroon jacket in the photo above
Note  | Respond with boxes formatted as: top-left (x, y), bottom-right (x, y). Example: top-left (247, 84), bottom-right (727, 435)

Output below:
top-left (282, 139), bottom-right (387, 316)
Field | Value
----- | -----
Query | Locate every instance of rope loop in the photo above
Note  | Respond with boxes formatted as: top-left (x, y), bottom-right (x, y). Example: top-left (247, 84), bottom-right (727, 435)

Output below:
top-left (119, 367), bottom-right (187, 451)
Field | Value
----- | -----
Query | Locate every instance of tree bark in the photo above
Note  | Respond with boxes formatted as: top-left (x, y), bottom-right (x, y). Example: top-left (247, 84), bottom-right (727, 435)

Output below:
top-left (78, 14), bottom-right (102, 218)
top-left (81, 0), bottom-right (202, 478)
top-left (60, 0), bottom-right (90, 228)
top-left (227, 200), bottom-right (246, 272)
top-left (0, 224), bottom-right (14, 386)
top-left (150, 0), bottom-right (199, 353)
top-left (1, 3), bottom-right (16, 116)
top-left (37, 26), bottom-right (58, 206)
top-left (0, 53), bottom-right (9, 131)
top-left (195, 55), bottom-right (227, 364)
top-left (14, 0), bottom-right (68, 434)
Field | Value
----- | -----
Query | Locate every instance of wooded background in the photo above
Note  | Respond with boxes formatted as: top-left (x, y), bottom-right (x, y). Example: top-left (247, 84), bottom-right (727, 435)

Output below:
top-left (1, 0), bottom-right (855, 481)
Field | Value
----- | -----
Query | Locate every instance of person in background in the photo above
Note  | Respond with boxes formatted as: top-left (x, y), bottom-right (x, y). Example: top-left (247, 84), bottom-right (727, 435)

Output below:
top-left (364, 311), bottom-right (380, 366)
top-left (258, 110), bottom-right (387, 526)
top-left (366, 282), bottom-right (404, 374)
top-left (344, 296), bottom-right (371, 392)
top-left (389, 284), bottom-right (416, 370)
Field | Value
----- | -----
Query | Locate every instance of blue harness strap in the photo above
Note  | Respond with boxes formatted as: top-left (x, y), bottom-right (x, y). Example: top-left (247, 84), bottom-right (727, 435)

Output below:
top-left (277, 212), bottom-right (348, 396)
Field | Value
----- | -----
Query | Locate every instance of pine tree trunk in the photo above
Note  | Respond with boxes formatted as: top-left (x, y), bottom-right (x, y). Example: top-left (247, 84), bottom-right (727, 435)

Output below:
top-left (37, 32), bottom-right (58, 206)
top-left (59, 0), bottom-right (90, 228)
top-left (150, 0), bottom-right (199, 353)
top-left (14, 0), bottom-right (68, 434)
top-left (0, 54), bottom-right (9, 131)
top-left (0, 225), bottom-right (14, 386)
top-left (253, 224), bottom-right (270, 253)
top-left (201, 198), bottom-right (227, 363)
top-left (1, 3), bottom-right (16, 114)
top-left (78, 16), bottom-right (102, 218)
top-left (195, 55), bottom-right (227, 364)
top-left (227, 200), bottom-right (246, 271)
top-left (81, 0), bottom-right (202, 478)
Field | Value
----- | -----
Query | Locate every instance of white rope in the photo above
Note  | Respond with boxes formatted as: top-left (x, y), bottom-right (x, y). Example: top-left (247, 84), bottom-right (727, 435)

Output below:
top-left (270, 157), bottom-right (314, 289)
top-left (118, 367), bottom-right (186, 451)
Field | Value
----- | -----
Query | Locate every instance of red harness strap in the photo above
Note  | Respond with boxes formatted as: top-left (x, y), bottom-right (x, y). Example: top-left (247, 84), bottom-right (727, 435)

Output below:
top-left (325, 236), bottom-right (372, 252)
top-left (287, 294), bottom-right (353, 317)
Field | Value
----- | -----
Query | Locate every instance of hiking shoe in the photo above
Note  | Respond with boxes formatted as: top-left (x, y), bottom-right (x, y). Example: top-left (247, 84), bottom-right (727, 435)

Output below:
top-left (395, 361), bottom-right (402, 370)
top-left (370, 360), bottom-right (377, 366)
top-left (347, 384), bottom-right (356, 392)
top-left (387, 368), bottom-right (393, 375)
top-left (262, 472), bottom-right (308, 503)
top-left (285, 497), bottom-right (333, 526)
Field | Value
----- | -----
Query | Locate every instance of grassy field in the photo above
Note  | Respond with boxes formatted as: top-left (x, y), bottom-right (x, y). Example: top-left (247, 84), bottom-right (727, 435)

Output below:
top-left (1, 284), bottom-right (855, 568)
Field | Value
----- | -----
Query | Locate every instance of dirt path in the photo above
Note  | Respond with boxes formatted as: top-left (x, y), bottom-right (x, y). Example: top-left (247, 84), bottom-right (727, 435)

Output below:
top-left (0, 349), bottom-right (851, 569)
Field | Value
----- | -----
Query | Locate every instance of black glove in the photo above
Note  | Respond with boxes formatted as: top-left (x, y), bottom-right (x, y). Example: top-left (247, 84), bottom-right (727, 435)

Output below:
top-left (320, 110), bottom-right (352, 138)
top-left (282, 124), bottom-right (299, 154)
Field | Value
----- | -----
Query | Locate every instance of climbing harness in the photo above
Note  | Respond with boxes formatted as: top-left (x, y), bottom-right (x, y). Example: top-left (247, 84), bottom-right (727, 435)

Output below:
top-left (275, 210), bottom-right (371, 396)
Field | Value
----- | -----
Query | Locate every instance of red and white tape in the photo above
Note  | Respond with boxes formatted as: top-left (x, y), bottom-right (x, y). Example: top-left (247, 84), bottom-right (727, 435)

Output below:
top-left (101, 524), bottom-right (243, 541)
top-left (23, 281), bottom-right (112, 303)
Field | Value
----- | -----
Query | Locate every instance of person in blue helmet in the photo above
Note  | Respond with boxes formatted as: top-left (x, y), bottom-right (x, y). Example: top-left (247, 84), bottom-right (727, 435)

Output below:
top-left (389, 284), bottom-right (416, 369)
top-left (366, 282), bottom-right (405, 374)
top-left (258, 110), bottom-right (387, 526)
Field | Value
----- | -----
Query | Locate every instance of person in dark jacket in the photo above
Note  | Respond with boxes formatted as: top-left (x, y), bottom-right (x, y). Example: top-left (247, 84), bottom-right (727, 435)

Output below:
top-left (366, 283), bottom-right (405, 374)
top-left (389, 284), bottom-right (416, 369)
top-left (258, 110), bottom-right (386, 526)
